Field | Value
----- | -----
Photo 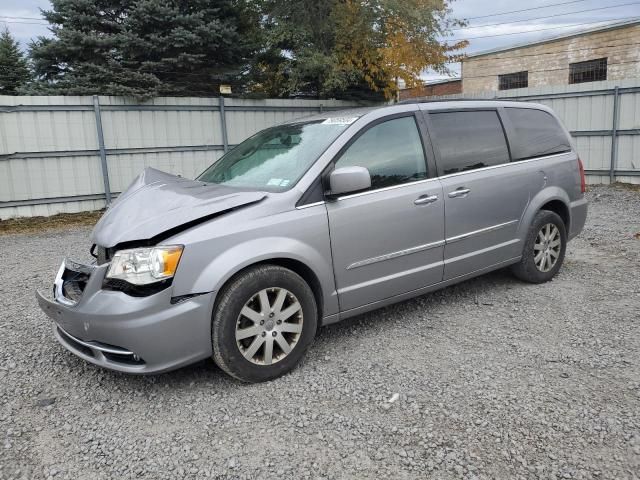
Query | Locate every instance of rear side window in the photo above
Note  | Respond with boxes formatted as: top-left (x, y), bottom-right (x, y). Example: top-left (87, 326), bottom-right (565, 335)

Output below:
top-left (429, 110), bottom-right (510, 175)
top-left (335, 116), bottom-right (427, 190)
top-left (505, 108), bottom-right (572, 160)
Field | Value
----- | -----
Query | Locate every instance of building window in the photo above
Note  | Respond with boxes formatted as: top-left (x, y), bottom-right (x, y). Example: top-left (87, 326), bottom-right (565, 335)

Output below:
top-left (569, 58), bottom-right (607, 84)
top-left (498, 71), bottom-right (528, 90)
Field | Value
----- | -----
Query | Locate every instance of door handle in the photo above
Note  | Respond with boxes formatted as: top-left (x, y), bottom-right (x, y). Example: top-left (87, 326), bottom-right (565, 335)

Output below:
top-left (448, 188), bottom-right (471, 198)
top-left (414, 194), bottom-right (439, 205)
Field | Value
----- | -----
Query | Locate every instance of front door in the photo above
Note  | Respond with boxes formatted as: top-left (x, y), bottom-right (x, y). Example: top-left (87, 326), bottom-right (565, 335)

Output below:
top-left (326, 114), bottom-right (445, 312)
top-left (425, 109), bottom-right (532, 280)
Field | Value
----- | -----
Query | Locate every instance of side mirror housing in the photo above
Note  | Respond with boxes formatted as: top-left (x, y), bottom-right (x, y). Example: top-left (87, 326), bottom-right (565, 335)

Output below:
top-left (328, 166), bottom-right (371, 197)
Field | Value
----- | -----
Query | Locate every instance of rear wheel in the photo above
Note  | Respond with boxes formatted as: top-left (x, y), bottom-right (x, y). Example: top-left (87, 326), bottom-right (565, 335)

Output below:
top-left (212, 265), bottom-right (317, 382)
top-left (511, 210), bottom-right (567, 283)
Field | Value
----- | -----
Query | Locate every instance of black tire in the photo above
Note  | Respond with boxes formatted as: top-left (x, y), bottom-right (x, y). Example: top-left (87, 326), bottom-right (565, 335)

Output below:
top-left (212, 264), bottom-right (317, 383)
top-left (511, 210), bottom-right (567, 284)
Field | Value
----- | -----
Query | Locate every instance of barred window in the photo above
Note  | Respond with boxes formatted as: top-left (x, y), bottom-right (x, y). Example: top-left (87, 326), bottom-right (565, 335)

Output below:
top-left (498, 71), bottom-right (528, 90)
top-left (569, 58), bottom-right (607, 84)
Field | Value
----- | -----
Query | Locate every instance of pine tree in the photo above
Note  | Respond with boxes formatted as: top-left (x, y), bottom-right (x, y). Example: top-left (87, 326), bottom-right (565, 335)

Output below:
top-left (29, 0), bottom-right (260, 98)
top-left (248, 0), bottom-right (346, 99)
top-left (0, 28), bottom-right (32, 95)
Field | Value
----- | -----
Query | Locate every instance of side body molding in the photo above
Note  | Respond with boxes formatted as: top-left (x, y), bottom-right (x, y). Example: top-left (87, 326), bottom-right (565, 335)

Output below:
top-left (167, 205), bottom-right (339, 319)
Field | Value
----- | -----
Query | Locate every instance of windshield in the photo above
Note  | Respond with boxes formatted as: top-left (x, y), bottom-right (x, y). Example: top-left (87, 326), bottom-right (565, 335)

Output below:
top-left (197, 119), bottom-right (354, 191)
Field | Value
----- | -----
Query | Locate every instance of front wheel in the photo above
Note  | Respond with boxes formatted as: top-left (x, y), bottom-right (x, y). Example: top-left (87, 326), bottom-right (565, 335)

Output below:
top-left (212, 265), bottom-right (317, 383)
top-left (511, 210), bottom-right (567, 284)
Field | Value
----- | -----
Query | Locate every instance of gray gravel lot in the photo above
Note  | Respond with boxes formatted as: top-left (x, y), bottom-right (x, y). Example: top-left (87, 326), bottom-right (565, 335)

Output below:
top-left (1, 185), bottom-right (639, 480)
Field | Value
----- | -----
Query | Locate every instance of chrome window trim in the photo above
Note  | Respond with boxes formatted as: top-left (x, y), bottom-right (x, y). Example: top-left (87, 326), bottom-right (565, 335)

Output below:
top-left (446, 219), bottom-right (519, 244)
top-left (295, 200), bottom-right (326, 210)
top-left (437, 151), bottom-right (572, 181)
top-left (329, 151), bottom-right (572, 202)
top-left (336, 177), bottom-right (439, 201)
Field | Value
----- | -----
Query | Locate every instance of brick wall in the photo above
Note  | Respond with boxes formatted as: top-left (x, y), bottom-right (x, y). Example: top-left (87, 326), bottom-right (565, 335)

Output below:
top-left (462, 23), bottom-right (640, 93)
top-left (399, 80), bottom-right (462, 100)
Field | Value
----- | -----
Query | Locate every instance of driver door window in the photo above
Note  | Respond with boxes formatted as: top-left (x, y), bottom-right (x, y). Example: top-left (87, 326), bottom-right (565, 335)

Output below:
top-left (335, 116), bottom-right (428, 190)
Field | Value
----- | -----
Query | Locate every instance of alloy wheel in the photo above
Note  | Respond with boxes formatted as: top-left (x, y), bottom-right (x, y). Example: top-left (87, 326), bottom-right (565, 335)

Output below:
top-left (534, 223), bottom-right (562, 273)
top-left (235, 288), bottom-right (303, 365)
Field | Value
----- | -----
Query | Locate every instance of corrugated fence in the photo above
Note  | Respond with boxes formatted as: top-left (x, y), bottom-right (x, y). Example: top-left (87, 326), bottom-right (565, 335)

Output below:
top-left (0, 96), bottom-right (362, 219)
top-left (1, 80), bottom-right (639, 219)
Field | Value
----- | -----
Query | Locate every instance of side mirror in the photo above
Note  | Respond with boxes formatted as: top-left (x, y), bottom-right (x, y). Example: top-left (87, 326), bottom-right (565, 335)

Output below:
top-left (328, 166), bottom-right (371, 197)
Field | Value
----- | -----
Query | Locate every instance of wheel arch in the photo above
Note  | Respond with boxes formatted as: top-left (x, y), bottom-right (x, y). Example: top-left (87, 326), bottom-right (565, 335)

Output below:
top-left (172, 234), bottom-right (339, 320)
top-left (539, 199), bottom-right (570, 231)
top-left (519, 187), bottom-right (571, 240)
top-left (216, 257), bottom-right (325, 323)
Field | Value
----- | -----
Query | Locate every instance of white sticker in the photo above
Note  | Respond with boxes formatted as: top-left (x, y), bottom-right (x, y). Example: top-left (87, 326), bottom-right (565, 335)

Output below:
top-left (267, 178), bottom-right (283, 186)
top-left (280, 179), bottom-right (291, 187)
top-left (322, 117), bottom-right (358, 125)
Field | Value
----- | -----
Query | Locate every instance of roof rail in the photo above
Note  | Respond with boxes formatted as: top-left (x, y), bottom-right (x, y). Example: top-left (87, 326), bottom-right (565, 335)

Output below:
top-left (395, 97), bottom-right (499, 105)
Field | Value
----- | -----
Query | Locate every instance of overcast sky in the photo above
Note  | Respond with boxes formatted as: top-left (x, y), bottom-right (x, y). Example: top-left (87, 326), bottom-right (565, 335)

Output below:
top-left (2, 0), bottom-right (639, 82)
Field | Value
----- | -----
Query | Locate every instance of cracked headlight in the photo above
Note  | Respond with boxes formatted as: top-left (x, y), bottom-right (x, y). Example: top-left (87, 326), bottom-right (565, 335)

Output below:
top-left (106, 246), bottom-right (184, 285)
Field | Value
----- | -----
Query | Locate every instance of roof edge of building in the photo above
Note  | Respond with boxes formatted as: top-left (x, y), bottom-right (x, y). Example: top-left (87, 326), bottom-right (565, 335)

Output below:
top-left (465, 18), bottom-right (640, 60)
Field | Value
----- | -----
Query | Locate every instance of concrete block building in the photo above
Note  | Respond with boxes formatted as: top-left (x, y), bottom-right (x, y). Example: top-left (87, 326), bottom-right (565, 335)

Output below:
top-left (462, 19), bottom-right (640, 94)
top-left (399, 79), bottom-right (462, 100)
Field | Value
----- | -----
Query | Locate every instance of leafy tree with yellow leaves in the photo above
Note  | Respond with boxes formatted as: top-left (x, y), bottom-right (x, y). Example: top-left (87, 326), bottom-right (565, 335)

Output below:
top-left (251, 0), bottom-right (466, 100)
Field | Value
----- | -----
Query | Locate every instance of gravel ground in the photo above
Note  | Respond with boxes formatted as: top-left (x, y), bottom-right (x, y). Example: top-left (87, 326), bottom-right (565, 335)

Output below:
top-left (1, 185), bottom-right (639, 480)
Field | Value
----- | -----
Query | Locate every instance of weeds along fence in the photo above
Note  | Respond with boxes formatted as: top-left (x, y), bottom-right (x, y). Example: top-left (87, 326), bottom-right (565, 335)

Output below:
top-left (0, 96), bottom-right (363, 219)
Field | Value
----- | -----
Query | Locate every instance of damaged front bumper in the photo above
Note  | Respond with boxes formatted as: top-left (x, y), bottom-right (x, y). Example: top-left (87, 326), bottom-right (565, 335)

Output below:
top-left (36, 259), bottom-right (214, 374)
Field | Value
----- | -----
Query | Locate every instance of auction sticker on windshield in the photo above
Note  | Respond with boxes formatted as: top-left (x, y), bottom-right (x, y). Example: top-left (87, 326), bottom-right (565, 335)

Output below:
top-left (322, 117), bottom-right (358, 125)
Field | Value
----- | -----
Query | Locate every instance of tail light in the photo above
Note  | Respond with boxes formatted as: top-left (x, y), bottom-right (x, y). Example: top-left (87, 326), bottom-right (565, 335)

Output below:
top-left (577, 157), bottom-right (586, 193)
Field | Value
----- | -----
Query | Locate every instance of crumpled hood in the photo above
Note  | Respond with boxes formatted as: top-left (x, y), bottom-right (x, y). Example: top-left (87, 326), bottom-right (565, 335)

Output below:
top-left (91, 167), bottom-right (266, 248)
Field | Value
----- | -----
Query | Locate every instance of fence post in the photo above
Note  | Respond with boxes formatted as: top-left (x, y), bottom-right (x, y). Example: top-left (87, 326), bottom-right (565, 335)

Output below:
top-left (319, 103), bottom-right (324, 113)
top-left (92, 95), bottom-right (112, 205)
top-left (219, 96), bottom-right (229, 154)
top-left (609, 86), bottom-right (620, 184)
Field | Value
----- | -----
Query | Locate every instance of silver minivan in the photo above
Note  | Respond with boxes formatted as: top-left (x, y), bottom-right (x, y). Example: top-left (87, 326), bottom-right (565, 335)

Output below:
top-left (37, 100), bottom-right (588, 382)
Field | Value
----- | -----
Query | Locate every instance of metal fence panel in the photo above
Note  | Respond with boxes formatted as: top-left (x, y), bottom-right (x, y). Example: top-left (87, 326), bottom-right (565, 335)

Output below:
top-left (536, 94), bottom-right (615, 131)
top-left (1, 83), bottom-right (639, 219)
top-left (0, 96), bottom-right (361, 219)
top-left (617, 135), bottom-right (640, 171)
top-left (106, 150), bottom-right (223, 193)
top-left (0, 154), bottom-right (104, 202)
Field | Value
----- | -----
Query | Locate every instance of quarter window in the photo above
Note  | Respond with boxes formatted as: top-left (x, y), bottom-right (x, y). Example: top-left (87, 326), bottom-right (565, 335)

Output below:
top-left (334, 116), bottom-right (427, 190)
top-left (505, 108), bottom-right (572, 160)
top-left (429, 110), bottom-right (510, 175)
